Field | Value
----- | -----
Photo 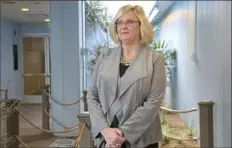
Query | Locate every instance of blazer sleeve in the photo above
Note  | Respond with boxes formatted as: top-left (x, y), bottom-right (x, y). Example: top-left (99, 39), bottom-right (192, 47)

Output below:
top-left (87, 50), bottom-right (109, 138)
top-left (119, 53), bottom-right (166, 144)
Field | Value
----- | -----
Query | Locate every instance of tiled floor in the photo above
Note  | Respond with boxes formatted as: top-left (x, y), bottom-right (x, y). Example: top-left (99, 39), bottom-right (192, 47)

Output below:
top-left (0, 104), bottom-right (63, 148)
top-left (18, 104), bottom-right (60, 147)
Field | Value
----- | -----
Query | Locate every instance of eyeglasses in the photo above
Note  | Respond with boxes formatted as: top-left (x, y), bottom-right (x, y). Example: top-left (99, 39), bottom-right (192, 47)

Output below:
top-left (115, 19), bottom-right (140, 27)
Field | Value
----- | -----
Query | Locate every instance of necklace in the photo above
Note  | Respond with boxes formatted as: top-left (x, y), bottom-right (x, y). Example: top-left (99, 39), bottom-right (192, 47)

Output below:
top-left (120, 55), bottom-right (132, 66)
top-left (120, 45), bottom-right (141, 66)
top-left (120, 49), bottom-right (134, 66)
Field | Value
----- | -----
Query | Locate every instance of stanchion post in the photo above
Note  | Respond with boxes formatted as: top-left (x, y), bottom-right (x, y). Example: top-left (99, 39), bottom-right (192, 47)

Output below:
top-left (198, 101), bottom-right (215, 148)
top-left (82, 89), bottom-right (88, 112)
top-left (41, 85), bottom-right (50, 130)
top-left (6, 99), bottom-right (20, 148)
top-left (77, 112), bottom-right (95, 148)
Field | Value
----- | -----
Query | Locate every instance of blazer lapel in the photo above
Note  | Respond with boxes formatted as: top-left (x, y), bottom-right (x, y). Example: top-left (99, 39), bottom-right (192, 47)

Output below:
top-left (99, 46), bottom-right (121, 99)
top-left (119, 45), bottom-right (148, 98)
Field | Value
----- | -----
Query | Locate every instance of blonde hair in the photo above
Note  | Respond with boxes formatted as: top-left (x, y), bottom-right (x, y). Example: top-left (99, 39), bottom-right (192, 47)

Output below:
top-left (109, 5), bottom-right (154, 46)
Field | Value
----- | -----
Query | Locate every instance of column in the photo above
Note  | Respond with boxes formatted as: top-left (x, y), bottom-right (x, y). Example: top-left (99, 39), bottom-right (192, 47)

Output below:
top-left (50, 1), bottom-right (84, 137)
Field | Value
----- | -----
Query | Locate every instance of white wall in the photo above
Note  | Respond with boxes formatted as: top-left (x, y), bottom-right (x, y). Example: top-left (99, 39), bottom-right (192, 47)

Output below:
top-left (195, 2), bottom-right (231, 146)
top-left (0, 19), bottom-right (23, 99)
top-left (157, 1), bottom-right (231, 147)
top-left (0, 19), bottom-right (51, 101)
top-left (21, 23), bottom-right (50, 34)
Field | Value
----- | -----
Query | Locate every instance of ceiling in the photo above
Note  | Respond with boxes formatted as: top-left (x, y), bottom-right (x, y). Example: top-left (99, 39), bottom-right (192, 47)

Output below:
top-left (1, 1), bottom-right (50, 23)
top-left (0, 1), bottom-right (174, 24)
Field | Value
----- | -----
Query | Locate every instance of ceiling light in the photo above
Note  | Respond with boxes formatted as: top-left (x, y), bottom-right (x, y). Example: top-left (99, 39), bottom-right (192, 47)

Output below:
top-left (44, 19), bottom-right (50, 22)
top-left (21, 8), bottom-right (29, 12)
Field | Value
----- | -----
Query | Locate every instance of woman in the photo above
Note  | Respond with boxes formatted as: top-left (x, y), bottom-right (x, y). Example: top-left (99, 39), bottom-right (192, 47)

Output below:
top-left (87, 4), bottom-right (166, 148)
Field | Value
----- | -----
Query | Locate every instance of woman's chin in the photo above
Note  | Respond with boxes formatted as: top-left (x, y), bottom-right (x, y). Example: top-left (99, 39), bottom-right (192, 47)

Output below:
top-left (120, 38), bottom-right (133, 44)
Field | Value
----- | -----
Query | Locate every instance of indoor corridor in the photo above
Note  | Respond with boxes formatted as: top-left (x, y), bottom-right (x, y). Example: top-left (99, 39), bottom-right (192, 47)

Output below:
top-left (0, 1), bottom-right (231, 148)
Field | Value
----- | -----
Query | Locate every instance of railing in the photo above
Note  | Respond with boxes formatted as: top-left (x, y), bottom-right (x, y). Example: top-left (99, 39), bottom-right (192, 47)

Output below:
top-left (0, 87), bottom-right (215, 148)
top-left (0, 89), bottom-right (8, 145)
top-left (0, 86), bottom-right (88, 148)
top-left (160, 101), bottom-right (214, 148)
top-left (76, 93), bottom-right (215, 148)
top-left (198, 101), bottom-right (214, 148)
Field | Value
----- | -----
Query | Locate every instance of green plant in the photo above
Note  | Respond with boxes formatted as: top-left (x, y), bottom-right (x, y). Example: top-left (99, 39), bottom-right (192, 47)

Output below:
top-left (85, 1), bottom-right (109, 32)
top-left (188, 128), bottom-right (196, 137)
top-left (163, 136), bottom-right (170, 144)
top-left (152, 40), bottom-right (176, 63)
top-left (87, 43), bottom-right (107, 73)
top-left (169, 50), bottom-right (176, 59)
top-left (161, 125), bottom-right (170, 144)
top-left (187, 120), bottom-right (196, 137)
top-left (160, 110), bottom-right (167, 125)
top-left (85, 1), bottom-right (111, 73)
top-left (153, 40), bottom-right (168, 49)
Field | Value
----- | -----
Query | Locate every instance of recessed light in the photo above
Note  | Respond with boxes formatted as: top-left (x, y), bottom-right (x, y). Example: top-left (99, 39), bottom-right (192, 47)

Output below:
top-left (21, 8), bottom-right (29, 12)
top-left (44, 19), bottom-right (50, 22)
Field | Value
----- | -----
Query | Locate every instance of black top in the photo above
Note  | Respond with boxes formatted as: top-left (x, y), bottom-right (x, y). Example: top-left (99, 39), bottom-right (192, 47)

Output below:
top-left (109, 63), bottom-right (130, 147)
top-left (120, 63), bottom-right (130, 77)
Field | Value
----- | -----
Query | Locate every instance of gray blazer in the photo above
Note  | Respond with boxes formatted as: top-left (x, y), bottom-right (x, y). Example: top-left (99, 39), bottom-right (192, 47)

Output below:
top-left (87, 44), bottom-right (166, 147)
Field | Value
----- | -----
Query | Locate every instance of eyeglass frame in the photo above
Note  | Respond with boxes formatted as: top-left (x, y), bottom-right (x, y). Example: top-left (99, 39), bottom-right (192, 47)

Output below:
top-left (115, 19), bottom-right (140, 27)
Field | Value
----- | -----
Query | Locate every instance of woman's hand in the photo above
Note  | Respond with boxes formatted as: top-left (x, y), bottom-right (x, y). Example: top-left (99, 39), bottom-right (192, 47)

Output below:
top-left (101, 127), bottom-right (125, 146)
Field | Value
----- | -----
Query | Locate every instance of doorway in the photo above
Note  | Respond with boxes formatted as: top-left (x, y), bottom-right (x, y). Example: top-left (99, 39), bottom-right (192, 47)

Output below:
top-left (22, 35), bottom-right (50, 103)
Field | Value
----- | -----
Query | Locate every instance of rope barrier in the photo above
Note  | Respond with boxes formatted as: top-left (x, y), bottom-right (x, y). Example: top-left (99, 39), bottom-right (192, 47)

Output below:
top-left (44, 108), bottom-right (67, 129)
top-left (1, 86), bottom-right (87, 148)
top-left (15, 135), bottom-right (29, 148)
top-left (73, 122), bottom-right (86, 148)
top-left (84, 123), bottom-right (91, 131)
top-left (0, 134), bottom-right (8, 140)
top-left (17, 109), bottom-right (79, 134)
top-left (1, 86), bottom-right (200, 147)
top-left (0, 134), bottom-right (16, 148)
top-left (44, 108), bottom-right (79, 130)
top-left (160, 107), bottom-right (198, 113)
top-left (0, 100), bottom-right (21, 123)
top-left (43, 89), bottom-right (83, 106)
top-left (163, 133), bottom-right (198, 141)
top-left (24, 88), bottom-right (38, 96)
top-left (15, 88), bottom-right (40, 107)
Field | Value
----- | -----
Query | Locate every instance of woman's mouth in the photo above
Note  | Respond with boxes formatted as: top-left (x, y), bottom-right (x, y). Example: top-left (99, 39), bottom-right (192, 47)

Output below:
top-left (121, 32), bottom-right (129, 34)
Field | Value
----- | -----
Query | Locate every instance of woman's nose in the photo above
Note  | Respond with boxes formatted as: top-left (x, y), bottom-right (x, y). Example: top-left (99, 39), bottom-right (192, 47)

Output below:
top-left (121, 23), bottom-right (128, 29)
